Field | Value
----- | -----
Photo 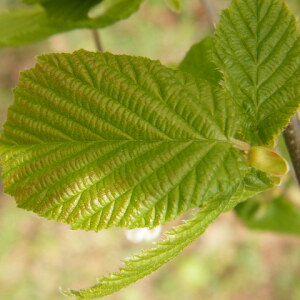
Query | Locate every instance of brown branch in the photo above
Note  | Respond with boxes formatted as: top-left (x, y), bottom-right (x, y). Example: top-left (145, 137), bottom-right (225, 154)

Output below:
top-left (200, 0), bottom-right (218, 31)
top-left (91, 29), bottom-right (103, 52)
top-left (283, 114), bottom-right (300, 185)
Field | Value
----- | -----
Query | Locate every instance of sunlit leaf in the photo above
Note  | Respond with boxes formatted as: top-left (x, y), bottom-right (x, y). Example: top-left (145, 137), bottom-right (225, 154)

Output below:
top-left (0, 50), bottom-right (250, 231)
top-left (214, 0), bottom-right (300, 145)
top-left (64, 169), bottom-right (272, 298)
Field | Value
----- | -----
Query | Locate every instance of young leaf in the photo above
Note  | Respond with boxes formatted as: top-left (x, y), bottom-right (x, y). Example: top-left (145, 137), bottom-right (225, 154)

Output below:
top-left (214, 0), bottom-right (300, 145)
top-left (0, 0), bottom-right (142, 47)
top-left (0, 50), bottom-right (252, 231)
top-left (64, 170), bottom-right (272, 298)
top-left (179, 36), bottom-right (221, 84)
top-left (248, 146), bottom-right (289, 177)
top-left (236, 196), bottom-right (300, 235)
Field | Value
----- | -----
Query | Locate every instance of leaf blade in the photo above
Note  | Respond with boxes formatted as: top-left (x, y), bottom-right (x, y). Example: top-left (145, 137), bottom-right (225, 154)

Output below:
top-left (0, 50), bottom-right (250, 230)
top-left (214, 0), bottom-right (300, 144)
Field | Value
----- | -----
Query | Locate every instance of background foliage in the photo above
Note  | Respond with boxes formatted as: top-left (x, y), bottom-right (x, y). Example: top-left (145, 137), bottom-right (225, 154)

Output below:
top-left (0, 0), bottom-right (299, 299)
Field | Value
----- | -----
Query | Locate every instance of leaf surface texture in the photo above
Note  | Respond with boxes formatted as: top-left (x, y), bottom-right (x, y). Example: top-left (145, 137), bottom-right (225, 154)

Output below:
top-left (0, 50), bottom-right (249, 230)
top-left (214, 0), bottom-right (300, 144)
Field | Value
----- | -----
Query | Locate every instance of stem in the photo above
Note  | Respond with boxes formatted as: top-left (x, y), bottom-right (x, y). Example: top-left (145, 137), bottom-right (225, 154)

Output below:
top-left (200, 0), bottom-right (218, 31)
top-left (283, 114), bottom-right (300, 185)
top-left (91, 29), bottom-right (103, 52)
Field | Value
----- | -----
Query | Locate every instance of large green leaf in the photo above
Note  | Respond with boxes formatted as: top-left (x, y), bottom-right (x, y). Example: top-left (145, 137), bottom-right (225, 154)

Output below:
top-left (236, 196), bottom-right (300, 235)
top-left (0, 0), bottom-right (142, 47)
top-left (213, 0), bottom-right (300, 145)
top-left (0, 50), bottom-right (253, 231)
top-left (64, 169), bottom-right (272, 298)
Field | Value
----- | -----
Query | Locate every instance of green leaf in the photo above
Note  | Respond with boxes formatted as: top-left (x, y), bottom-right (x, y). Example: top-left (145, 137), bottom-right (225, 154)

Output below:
top-left (213, 0), bottom-right (300, 145)
top-left (39, 0), bottom-right (102, 20)
top-left (82, 0), bottom-right (143, 28)
top-left (164, 0), bottom-right (182, 13)
top-left (236, 196), bottom-right (300, 235)
top-left (23, 0), bottom-right (102, 20)
top-left (0, 0), bottom-right (142, 47)
top-left (0, 7), bottom-right (66, 47)
top-left (0, 50), bottom-right (254, 231)
top-left (64, 170), bottom-right (272, 298)
top-left (179, 36), bottom-right (221, 84)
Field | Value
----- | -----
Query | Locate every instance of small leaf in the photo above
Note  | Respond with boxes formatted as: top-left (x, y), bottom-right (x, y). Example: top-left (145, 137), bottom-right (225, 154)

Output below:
top-left (236, 196), bottom-right (300, 235)
top-left (213, 0), bottom-right (300, 145)
top-left (248, 146), bottom-right (289, 176)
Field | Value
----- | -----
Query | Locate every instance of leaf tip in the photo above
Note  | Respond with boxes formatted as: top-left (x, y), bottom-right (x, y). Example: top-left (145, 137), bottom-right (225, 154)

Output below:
top-left (59, 287), bottom-right (80, 299)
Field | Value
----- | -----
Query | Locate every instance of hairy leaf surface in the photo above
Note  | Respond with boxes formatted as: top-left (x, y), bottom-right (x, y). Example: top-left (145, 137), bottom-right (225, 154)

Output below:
top-left (214, 0), bottom-right (300, 145)
top-left (64, 169), bottom-right (272, 298)
top-left (0, 50), bottom-right (251, 231)
top-left (0, 0), bottom-right (142, 47)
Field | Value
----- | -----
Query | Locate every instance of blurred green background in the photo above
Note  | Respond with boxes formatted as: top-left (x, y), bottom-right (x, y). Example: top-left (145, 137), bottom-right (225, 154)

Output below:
top-left (0, 0), bottom-right (300, 299)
